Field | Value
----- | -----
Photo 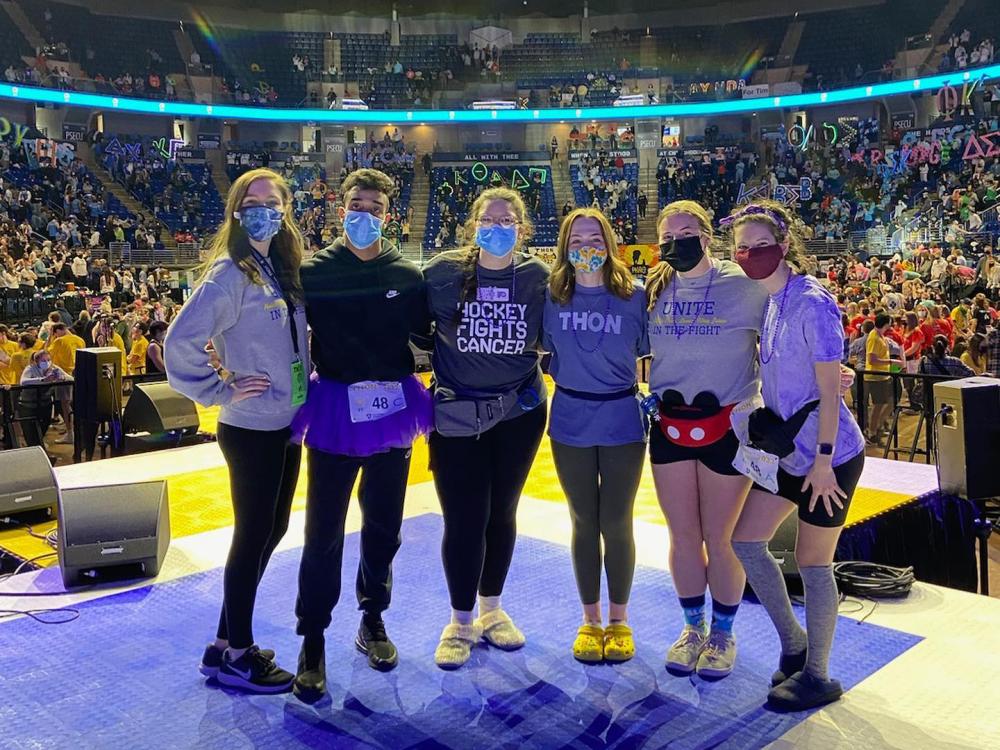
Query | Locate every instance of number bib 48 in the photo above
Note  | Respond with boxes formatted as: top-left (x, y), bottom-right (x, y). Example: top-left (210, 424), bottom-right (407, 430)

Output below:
top-left (348, 381), bottom-right (407, 423)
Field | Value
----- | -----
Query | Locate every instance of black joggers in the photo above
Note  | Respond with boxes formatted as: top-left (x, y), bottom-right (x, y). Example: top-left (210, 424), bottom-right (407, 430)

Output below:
top-left (295, 446), bottom-right (412, 636)
top-left (215, 422), bottom-right (302, 649)
top-left (429, 405), bottom-right (546, 612)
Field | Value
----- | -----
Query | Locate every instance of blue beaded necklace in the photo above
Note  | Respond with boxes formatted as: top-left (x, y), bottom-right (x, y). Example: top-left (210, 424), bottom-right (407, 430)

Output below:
top-left (760, 271), bottom-right (794, 365)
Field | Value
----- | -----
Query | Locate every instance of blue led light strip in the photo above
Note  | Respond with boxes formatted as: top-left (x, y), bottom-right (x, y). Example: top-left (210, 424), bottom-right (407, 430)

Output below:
top-left (1, 65), bottom-right (998, 123)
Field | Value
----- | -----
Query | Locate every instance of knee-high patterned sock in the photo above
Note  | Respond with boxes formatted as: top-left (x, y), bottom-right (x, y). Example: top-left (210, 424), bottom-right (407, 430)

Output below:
top-left (732, 540), bottom-right (806, 656)
top-left (799, 564), bottom-right (839, 681)
top-left (679, 593), bottom-right (707, 631)
top-left (710, 600), bottom-right (740, 634)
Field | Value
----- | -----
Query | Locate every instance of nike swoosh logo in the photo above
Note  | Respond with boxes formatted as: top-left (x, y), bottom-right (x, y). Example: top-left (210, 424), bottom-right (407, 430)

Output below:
top-left (227, 665), bottom-right (252, 680)
top-left (386, 290), bottom-right (399, 299)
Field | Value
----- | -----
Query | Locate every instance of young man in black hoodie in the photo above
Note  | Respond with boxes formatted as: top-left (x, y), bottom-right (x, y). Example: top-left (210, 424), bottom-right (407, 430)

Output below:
top-left (291, 168), bottom-right (433, 702)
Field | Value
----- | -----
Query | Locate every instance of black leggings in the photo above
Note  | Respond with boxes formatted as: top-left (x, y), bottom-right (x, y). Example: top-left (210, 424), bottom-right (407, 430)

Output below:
top-left (429, 404), bottom-right (546, 612)
top-left (216, 422), bottom-right (301, 649)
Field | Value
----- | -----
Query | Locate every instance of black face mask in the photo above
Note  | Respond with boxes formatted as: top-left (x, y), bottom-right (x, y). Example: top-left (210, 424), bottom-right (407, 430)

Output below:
top-left (659, 235), bottom-right (705, 272)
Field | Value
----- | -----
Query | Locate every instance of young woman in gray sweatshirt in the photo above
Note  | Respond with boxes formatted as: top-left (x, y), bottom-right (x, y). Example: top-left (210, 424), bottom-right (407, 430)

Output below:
top-left (166, 168), bottom-right (309, 694)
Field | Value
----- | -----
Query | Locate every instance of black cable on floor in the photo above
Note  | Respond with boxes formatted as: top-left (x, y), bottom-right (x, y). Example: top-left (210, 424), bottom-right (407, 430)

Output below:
top-left (834, 561), bottom-right (915, 599)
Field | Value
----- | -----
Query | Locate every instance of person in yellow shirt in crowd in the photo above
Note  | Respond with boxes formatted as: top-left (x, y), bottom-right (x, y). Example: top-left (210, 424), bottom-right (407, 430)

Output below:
top-left (47, 323), bottom-right (86, 374)
top-left (46, 323), bottom-right (85, 443)
top-left (9, 333), bottom-right (37, 384)
top-left (0, 324), bottom-right (19, 386)
top-left (950, 298), bottom-right (972, 335)
top-left (865, 313), bottom-right (903, 444)
top-left (128, 322), bottom-right (150, 375)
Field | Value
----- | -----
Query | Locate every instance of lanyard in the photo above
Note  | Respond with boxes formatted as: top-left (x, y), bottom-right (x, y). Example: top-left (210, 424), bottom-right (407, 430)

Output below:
top-left (251, 248), bottom-right (300, 358)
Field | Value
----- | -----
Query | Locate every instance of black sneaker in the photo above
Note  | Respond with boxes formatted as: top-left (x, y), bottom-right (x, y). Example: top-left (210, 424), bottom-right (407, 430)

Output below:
top-left (217, 645), bottom-right (293, 694)
top-left (767, 670), bottom-right (843, 712)
top-left (200, 644), bottom-right (275, 678)
top-left (293, 635), bottom-right (327, 704)
top-left (356, 614), bottom-right (398, 672)
top-left (770, 650), bottom-right (807, 687)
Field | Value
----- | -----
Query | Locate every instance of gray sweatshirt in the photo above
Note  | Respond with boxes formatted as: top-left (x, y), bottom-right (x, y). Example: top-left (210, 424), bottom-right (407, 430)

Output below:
top-left (165, 256), bottom-right (310, 431)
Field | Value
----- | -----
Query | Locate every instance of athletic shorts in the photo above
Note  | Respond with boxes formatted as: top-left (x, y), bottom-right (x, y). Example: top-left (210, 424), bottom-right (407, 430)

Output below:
top-left (649, 424), bottom-right (742, 476)
top-left (867, 378), bottom-right (893, 404)
top-left (752, 449), bottom-right (865, 528)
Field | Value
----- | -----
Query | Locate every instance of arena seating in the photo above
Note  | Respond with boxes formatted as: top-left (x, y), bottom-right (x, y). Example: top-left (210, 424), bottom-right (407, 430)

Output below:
top-left (0, 15), bottom-right (32, 72)
top-left (645, 20), bottom-right (787, 89)
top-left (23, 1), bottom-right (184, 82)
top-left (194, 29), bottom-right (326, 105)
top-left (423, 164), bottom-right (558, 251)
top-left (570, 160), bottom-right (639, 224)
top-left (98, 146), bottom-right (223, 234)
top-left (795, 1), bottom-right (947, 84)
top-left (2, 161), bottom-right (135, 230)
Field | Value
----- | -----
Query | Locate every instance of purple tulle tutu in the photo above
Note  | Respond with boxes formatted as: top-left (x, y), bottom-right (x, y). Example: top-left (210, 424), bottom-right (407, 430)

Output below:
top-left (290, 373), bottom-right (433, 457)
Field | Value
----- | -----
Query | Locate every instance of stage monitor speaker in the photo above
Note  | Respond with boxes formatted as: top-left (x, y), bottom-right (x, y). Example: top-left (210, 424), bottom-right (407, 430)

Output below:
top-left (0, 446), bottom-right (58, 516)
top-left (73, 347), bottom-right (123, 421)
top-left (57, 480), bottom-right (170, 587)
top-left (933, 377), bottom-right (1000, 500)
top-left (123, 382), bottom-right (200, 435)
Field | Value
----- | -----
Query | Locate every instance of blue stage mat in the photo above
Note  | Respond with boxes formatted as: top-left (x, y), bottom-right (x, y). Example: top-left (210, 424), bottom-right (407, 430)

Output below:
top-left (0, 513), bottom-right (920, 749)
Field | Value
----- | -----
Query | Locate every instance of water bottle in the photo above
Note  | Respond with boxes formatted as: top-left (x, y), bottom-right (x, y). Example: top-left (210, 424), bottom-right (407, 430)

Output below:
top-left (639, 392), bottom-right (661, 422)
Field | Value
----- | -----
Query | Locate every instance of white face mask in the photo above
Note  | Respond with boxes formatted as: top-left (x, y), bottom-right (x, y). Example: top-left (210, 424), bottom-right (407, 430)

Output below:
top-left (38, 360), bottom-right (51, 372)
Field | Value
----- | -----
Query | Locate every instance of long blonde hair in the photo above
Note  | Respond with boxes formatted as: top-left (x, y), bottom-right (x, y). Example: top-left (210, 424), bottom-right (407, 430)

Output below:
top-left (550, 208), bottom-right (633, 305)
top-left (456, 187), bottom-right (535, 310)
top-left (645, 200), bottom-right (714, 312)
top-left (197, 168), bottom-right (305, 302)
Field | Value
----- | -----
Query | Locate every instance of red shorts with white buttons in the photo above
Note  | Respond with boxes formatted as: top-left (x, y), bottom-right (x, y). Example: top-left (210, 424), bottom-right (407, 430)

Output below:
top-left (648, 422), bottom-right (742, 476)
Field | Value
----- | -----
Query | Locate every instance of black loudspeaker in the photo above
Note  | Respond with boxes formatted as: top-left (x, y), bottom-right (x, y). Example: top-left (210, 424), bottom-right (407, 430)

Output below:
top-left (769, 514), bottom-right (799, 578)
top-left (0, 446), bottom-right (58, 516)
top-left (934, 377), bottom-right (1000, 500)
top-left (73, 347), bottom-right (123, 421)
top-left (123, 382), bottom-right (200, 436)
top-left (57, 480), bottom-right (170, 587)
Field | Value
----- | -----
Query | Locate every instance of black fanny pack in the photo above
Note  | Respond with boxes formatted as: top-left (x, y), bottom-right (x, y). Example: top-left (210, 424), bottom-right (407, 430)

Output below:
top-left (747, 400), bottom-right (820, 458)
top-left (555, 384), bottom-right (638, 402)
top-left (433, 373), bottom-right (543, 438)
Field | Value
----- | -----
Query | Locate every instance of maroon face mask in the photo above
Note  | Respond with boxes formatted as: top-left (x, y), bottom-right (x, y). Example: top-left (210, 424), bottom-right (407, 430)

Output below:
top-left (734, 243), bottom-right (784, 280)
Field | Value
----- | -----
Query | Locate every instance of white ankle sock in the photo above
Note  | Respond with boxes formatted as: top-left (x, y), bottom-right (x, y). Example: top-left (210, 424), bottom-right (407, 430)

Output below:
top-left (478, 595), bottom-right (501, 614)
top-left (226, 646), bottom-right (249, 661)
top-left (451, 609), bottom-right (474, 626)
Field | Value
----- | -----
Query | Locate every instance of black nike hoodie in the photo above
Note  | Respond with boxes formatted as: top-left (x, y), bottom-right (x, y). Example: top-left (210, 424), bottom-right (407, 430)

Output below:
top-left (302, 239), bottom-right (429, 383)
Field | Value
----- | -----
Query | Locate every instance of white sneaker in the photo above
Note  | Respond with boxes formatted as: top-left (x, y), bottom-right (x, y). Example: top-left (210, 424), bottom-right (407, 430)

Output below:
top-left (665, 625), bottom-right (708, 674)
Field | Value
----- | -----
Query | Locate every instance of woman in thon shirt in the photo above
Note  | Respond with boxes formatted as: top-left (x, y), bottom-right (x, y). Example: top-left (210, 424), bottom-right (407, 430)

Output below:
top-left (424, 187), bottom-right (550, 669)
top-left (646, 199), bottom-right (766, 679)
top-left (543, 208), bottom-right (648, 664)
top-left (727, 200), bottom-right (865, 711)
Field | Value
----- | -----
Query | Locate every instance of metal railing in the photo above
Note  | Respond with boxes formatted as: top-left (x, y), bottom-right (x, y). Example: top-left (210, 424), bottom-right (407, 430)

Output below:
top-left (852, 368), bottom-right (962, 463)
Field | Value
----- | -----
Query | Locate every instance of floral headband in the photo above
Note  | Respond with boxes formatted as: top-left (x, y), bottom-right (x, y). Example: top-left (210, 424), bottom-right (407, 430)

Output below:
top-left (719, 205), bottom-right (788, 234)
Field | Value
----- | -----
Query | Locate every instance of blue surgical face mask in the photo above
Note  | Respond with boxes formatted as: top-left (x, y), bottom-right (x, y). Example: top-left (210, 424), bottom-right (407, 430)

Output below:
top-left (235, 206), bottom-right (282, 243)
top-left (343, 210), bottom-right (383, 249)
top-left (476, 225), bottom-right (518, 257)
top-left (38, 360), bottom-right (51, 372)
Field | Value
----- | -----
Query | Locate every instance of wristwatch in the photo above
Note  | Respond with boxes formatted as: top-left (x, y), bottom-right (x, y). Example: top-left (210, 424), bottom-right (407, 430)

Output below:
top-left (817, 443), bottom-right (834, 456)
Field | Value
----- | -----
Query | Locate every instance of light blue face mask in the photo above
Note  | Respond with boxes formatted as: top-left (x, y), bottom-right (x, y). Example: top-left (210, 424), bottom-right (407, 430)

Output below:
top-left (235, 206), bottom-right (282, 243)
top-left (343, 210), bottom-right (383, 249)
top-left (476, 225), bottom-right (518, 257)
